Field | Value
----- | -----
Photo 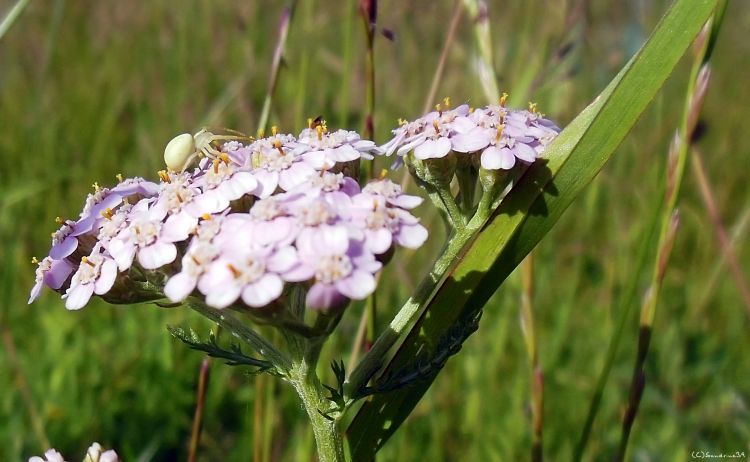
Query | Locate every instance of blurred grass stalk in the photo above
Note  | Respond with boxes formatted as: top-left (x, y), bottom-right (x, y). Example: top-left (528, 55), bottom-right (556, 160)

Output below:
top-left (520, 258), bottom-right (544, 462)
top-left (257, 3), bottom-right (297, 136)
top-left (462, 1), bottom-right (546, 456)
top-left (691, 149), bottom-right (750, 315)
top-left (0, 0), bottom-right (30, 42)
top-left (614, 5), bottom-right (727, 460)
top-left (461, 0), bottom-right (499, 102)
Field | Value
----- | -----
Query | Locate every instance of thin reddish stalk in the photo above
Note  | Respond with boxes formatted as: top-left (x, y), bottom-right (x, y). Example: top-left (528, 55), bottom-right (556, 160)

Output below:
top-left (691, 149), bottom-right (750, 316)
top-left (188, 357), bottom-right (212, 462)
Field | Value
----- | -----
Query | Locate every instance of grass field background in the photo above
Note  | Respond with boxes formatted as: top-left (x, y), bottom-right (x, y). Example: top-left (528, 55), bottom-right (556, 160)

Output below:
top-left (1, 1), bottom-right (748, 460)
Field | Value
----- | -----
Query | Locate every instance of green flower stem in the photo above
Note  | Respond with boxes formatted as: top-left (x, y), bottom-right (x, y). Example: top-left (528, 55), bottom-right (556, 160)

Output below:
top-left (456, 164), bottom-right (478, 218)
top-left (186, 300), bottom-right (292, 372)
top-left (287, 342), bottom-right (346, 462)
top-left (435, 184), bottom-right (466, 230)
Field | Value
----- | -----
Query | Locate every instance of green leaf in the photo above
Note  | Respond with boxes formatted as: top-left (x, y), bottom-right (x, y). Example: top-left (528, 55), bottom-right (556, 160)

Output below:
top-left (345, 0), bottom-right (718, 458)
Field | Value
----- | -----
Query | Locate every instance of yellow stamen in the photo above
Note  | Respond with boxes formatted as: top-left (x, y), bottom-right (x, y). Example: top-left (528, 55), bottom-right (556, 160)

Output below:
top-left (92, 182), bottom-right (100, 192)
top-left (227, 263), bottom-right (241, 278)
top-left (100, 208), bottom-right (114, 220)
top-left (55, 216), bottom-right (63, 224)
top-left (308, 117), bottom-right (314, 129)
top-left (273, 139), bottom-right (285, 156)
top-left (499, 92), bottom-right (509, 107)
top-left (116, 173), bottom-right (124, 183)
top-left (398, 118), bottom-right (407, 126)
top-left (379, 168), bottom-right (388, 180)
top-left (81, 256), bottom-right (95, 267)
top-left (158, 170), bottom-right (171, 183)
top-left (31, 257), bottom-right (39, 264)
top-left (316, 125), bottom-right (324, 141)
top-left (219, 153), bottom-right (230, 164)
top-left (443, 96), bottom-right (451, 107)
top-left (271, 125), bottom-right (278, 136)
top-left (257, 128), bottom-right (265, 138)
top-left (528, 102), bottom-right (538, 113)
top-left (213, 158), bottom-right (220, 174)
top-left (435, 103), bottom-right (442, 116)
top-left (495, 124), bottom-right (505, 141)
top-left (201, 213), bottom-right (211, 221)
top-left (432, 120), bottom-right (440, 132)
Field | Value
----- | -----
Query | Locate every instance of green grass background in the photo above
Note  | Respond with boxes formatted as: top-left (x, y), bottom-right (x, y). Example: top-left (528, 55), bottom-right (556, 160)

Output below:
top-left (1, 1), bottom-right (748, 460)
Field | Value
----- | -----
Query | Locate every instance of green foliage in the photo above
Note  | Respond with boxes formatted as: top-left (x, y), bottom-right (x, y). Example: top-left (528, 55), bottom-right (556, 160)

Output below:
top-left (167, 326), bottom-right (275, 373)
top-left (1, 1), bottom-right (748, 461)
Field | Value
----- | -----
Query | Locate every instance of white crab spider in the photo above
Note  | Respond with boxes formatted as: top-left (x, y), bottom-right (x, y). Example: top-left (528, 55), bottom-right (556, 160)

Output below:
top-left (164, 128), bottom-right (251, 172)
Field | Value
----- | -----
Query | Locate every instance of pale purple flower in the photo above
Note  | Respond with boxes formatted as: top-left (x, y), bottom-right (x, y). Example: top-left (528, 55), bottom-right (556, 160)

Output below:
top-left (380, 104), bottom-right (469, 161)
top-left (63, 249), bottom-right (118, 310)
top-left (242, 195), bottom-right (301, 248)
top-left (149, 171), bottom-right (222, 242)
top-left (107, 200), bottom-right (178, 271)
top-left (192, 159), bottom-right (257, 210)
top-left (249, 139), bottom-right (327, 198)
top-left (77, 178), bottom-right (159, 236)
top-left (85, 443), bottom-right (119, 462)
top-left (293, 171), bottom-right (361, 198)
top-left (164, 240), bottom-right (220, 303)
top-left (221, 140), bottom-right (252, 166)
top-left (362, 178), bottom-right (423, 209)
top-left (97, 203), bottom-right (133, 249)
top-left (381, 102), bottom-right (560, 170)
top-left (28, 257), bottom-right (74, 304)
top-left (29, 443), bottom-right (119, 462)
top-left (110, 176), bottom-right (160, 197)
top-left (295, 126), bottom-right (381, 163)
top-left (48, 219), bottom-right (88, 260)
top-left (163, 214), bottom-right (228, 303)
top-left (349, 193), bottom-right (428, 254)
top-left (75, 187), bottom-right (123, 235)
top-left (450, 106), bottom-right (560, 170)
top-left (29, 449), bottom-right (66, 462)
top-left (198, 245), bottom-right (298, 308)
top-left (284, 225), bottom-right (382, 309)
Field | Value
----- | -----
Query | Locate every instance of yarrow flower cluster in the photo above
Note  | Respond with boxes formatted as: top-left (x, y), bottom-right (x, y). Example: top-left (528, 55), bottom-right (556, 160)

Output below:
top-left (30, 122), bottom-right (426, 312)
top-left (381, 96), bottom-right (560, 170)
top-left (29, 442), bottom-right (119, 462)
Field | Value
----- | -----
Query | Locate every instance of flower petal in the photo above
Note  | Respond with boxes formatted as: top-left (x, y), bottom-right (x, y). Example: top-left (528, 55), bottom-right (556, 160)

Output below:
top-left (137, 242), bottom-right (177, 269)
top-left (514, 142), bottom-right (538, 163)
top-left (164, 272), bottom-right (198, 303)
top-left (94, 259), bottom-right (118, 295)
top-left (306, 283), bottom-right (348, 310)
top-left (49, 235), bottom-right (78, 260)
top-left (242, 274), bottom-right (283, 307)
top-left (65, 283), bottom-right (95, 310)
top-left (336, 270), bottom-right (376, 300)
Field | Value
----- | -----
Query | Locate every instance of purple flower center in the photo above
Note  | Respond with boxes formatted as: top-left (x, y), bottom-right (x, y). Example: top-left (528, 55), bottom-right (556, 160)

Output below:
top-left (315, 254), bottom-right (353, 284)
top-left (72, 255), bottom-right (104, 285)
top-left (131, 218), bottom-right (161, 247)
top-left (230, 257), bottom-right (266, 284)
top-left (299, 201), bottom-right (334, 227)
top-left (52, 221), bottom-right (76, 245)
